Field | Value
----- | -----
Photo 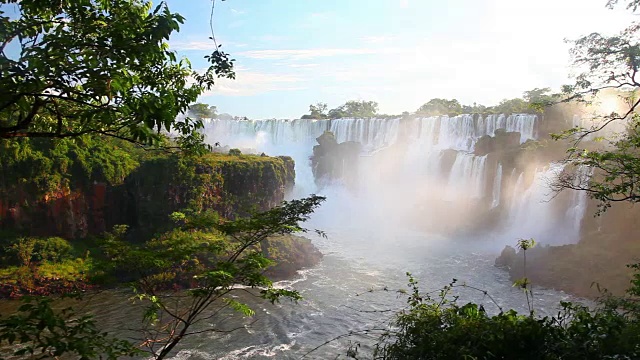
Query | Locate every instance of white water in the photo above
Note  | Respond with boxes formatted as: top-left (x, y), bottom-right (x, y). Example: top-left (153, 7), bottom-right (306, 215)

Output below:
top-left (491, 163), bottom-right (503, 208)
top-left (203, 114), bottom-right (584, 246)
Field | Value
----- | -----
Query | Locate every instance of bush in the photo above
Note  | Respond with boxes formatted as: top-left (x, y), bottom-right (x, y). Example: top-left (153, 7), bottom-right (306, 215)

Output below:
top-left (4, 237), bottom-right (73, 266)
top-left (6, 238), bottom-right (37, 267)
top-left (228, 148), bottom-right (242, 156)
top-left (373, 274), bottom-right (640, 360)
top-left (34, 237), bottom-right (73, 263)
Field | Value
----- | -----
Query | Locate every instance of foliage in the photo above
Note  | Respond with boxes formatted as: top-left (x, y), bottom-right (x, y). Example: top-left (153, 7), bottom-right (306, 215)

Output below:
top-left (491, 97), bottom-right (531, 114)
top-left (100, 195), bottom-right (325, 359)
top-left (123, 152), bottom-right (295, 231)
top-left (374, 269), bottom-right (640, 359)
top-left (416, 98), bottom-right (463, 116)
top-left (524, 87), bottom-right (556, 111)
top-left (228, 148), bottom-right (242, 156)
top-left (328, 100), bottom-right (379, 119)
top-left (0, 0), bottom-right (234, 148)
top-left (301, 102), bottom-right (329, 119)
top-left (0, 136), bottom-right (139, 202)
top-left (6, 238), bottom-right (36, 267)
top-left (0, 194), bottom-right (325, 359)
top-left (551, 0), bottom-right (640, 213)
top-left (415, 91), bottom-right (551, 117)
top-left (5, 237), bottom-right (72, 266)
top-left (0, 296), bottom-right (139, 359)
top-left (188, 103), bottom-right (217, 120)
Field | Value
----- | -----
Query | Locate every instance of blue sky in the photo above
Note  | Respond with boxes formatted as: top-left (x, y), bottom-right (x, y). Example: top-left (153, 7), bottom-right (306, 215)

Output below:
top-left (166, 0), bottom-right (635, 119)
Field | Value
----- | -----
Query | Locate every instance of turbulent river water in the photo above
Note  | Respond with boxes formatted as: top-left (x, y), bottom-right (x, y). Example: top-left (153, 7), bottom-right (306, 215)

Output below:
top-left (1, 115), bottom-right (588, 359)
top-left (35, 213), bottom-right (582, 359)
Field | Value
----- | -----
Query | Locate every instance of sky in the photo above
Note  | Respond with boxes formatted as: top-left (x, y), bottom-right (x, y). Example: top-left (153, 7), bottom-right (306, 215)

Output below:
top-left (165, 0), bottom-right (637, 119)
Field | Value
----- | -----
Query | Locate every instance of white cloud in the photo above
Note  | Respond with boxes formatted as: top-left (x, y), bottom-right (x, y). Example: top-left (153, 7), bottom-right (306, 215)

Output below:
top-left (191, 0), bottom-right (639, 117)
top-left (360, 35), bottom-right (397, 44)
top-left (287, 63), bottom-right (320, 69)
top-left (238, 47), bottom-right (398, 60)
top-left (230, 8), bottom-right (245, 15)
top-left (170, 40), bottom-right (217, 51)
top-left (170, 39), bottom-right (246, 51)
top-left (201, 67), bottom-right (305, 97)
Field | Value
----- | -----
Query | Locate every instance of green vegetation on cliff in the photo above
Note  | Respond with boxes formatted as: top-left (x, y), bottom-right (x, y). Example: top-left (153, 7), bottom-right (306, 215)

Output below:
top-left (0, 134), bottom-right (309, 300)
top-left (0, 137), bottom-right (139, 201)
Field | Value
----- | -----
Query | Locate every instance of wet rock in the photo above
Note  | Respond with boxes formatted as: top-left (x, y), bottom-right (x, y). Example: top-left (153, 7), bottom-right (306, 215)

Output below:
top-left (311, 131), bottom-right (362, 187)
top-left (494, 245), bottom-right (517, 268)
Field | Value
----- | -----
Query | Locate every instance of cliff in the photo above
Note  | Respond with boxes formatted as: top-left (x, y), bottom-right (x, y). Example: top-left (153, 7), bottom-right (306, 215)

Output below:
top-left (123, 153), bottom-right (295, 236)
top-left (495, 201), bottom-right (640, 297)
top-left (0, 137), bottom-right (295, 239)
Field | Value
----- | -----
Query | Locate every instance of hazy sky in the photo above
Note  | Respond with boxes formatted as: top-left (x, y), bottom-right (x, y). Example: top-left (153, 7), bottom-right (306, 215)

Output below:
top-left (165, 0), bottom-right (636, 119)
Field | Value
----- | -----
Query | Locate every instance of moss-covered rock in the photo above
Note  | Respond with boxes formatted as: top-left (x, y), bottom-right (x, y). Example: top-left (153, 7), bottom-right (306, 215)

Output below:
top-left (124, 153), bottom-right (295, 235)
top-left (0, 138), bottom-right (296, 239)
top-left (263, 235), bottom-right (323, 280)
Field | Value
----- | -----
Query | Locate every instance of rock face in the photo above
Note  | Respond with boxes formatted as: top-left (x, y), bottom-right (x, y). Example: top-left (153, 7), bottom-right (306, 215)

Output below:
top-left (0, 153), bottom-right (295, 239)
top-left (264, 235), bottom-right (323, 280)
top-left (474, 129), bottom-right (521, 156)
top-left (311, 131), bottom-right (362, 187)
top-left (496, 202), bottom-right (640, 298)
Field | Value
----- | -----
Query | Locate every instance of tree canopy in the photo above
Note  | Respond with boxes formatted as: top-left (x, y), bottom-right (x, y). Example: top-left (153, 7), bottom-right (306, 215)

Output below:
top-left (552, 0), bottom-right (640, 212)
top-left (416, 98), bottom-right (463, 116)
top-left (328, 100), bottom-right (379, 119)
top-left (301, 102), bottom-right (329, 119)
top-left (0, 0), bottom-right (234, 147)
top-left (188, 103), bottom-right (218, 120)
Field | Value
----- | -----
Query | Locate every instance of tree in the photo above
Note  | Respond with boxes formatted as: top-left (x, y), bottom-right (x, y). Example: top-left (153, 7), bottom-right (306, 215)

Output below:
top-left (0, 0), bottom-right (234, 147)
top-left (328, 107), bottom-right (348, 119)
top-left (490, 98), bottom-right (530, 114)
top-left (328, 100), bottom-right (378, 119)
top-left (552, 0), bottom-right (640, 213)
top-left (188, 103), bottom-right (218, 120)
top-left (103, 195), bottom-right (326, 359)
top-left (301, 102), bottom-right (329, 119)
top-left (416, 98), bottom-right (462, 116)
top-left (0, 296), bottom-right (140, 359)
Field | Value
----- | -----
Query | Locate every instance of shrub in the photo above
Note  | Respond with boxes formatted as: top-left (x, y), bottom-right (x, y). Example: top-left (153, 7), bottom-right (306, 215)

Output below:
top-left (6, 238), bottom-right (37, 267)
top-left (34, 237), bottom-right (73, 263)
top-left (228, 148), bottom-right (242, 156)
top-left (373, 274), bottom-right (640, 360)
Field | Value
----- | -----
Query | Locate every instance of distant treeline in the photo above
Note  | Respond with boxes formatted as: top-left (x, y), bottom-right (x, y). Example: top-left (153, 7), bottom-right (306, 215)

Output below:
top-left (299, 87), bottom-right (556, 119)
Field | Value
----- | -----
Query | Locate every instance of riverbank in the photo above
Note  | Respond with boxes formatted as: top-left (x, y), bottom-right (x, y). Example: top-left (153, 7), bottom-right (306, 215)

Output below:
top-left (0, 235), bottom-right (323, 299)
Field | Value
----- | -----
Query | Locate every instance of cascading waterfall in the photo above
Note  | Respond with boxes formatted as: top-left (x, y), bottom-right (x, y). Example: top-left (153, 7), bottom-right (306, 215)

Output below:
top-left (505, 164), bottom-right (587, 245)
top-left (412, 114), bottom-right (537, 152)
top-left (203, 113), bottom-right (587, 246)
top-left (491, 164), bottom-right (503, 208)
top-left (446, 154), bottom-right (487, 201)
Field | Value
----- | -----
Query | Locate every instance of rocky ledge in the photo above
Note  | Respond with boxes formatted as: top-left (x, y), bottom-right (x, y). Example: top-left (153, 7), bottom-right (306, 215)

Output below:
top-left (264, 235), bottom-right (323, 281)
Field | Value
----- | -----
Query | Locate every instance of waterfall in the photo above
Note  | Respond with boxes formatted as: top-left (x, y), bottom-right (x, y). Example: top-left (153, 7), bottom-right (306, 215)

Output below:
top-left (414, 114), bottom-right (537, 152)
top-left (202, 114), bottom-right (588, 246)
top-left (505, 164), bottom-right (585, 245)
top-left (445, 154), bottom-right (487, 201)
top-left (564, 166), bottom-right (591, 240)
top-left (491, 164), bottom-right (503, 208)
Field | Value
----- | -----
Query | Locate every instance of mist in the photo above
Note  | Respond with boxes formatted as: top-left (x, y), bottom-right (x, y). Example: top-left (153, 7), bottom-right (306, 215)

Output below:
top-left (202, 113), bottom-right (590, 255)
